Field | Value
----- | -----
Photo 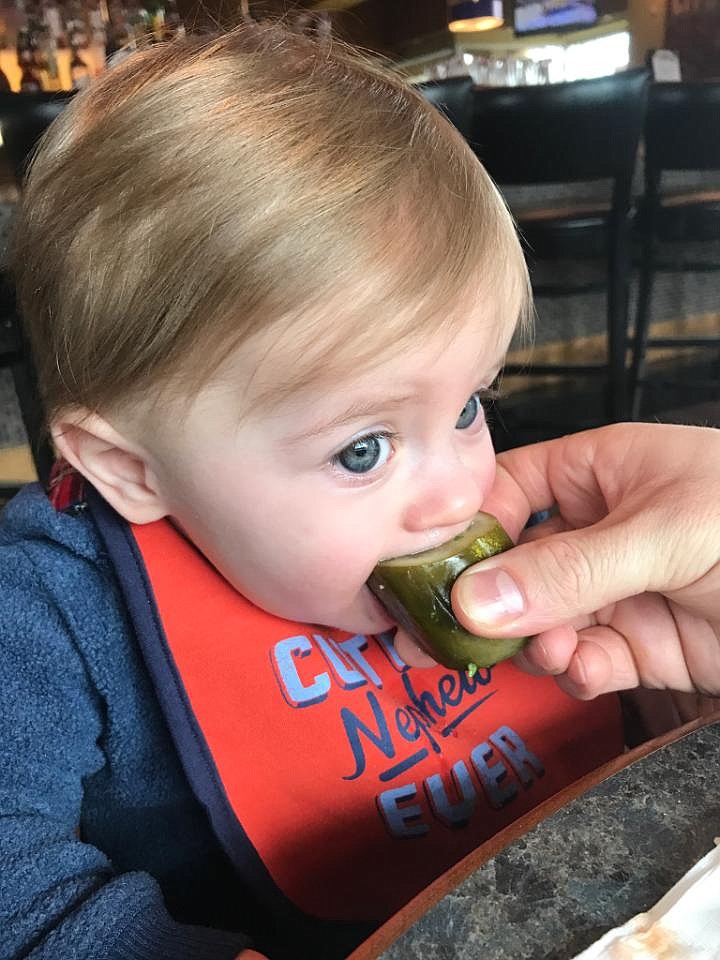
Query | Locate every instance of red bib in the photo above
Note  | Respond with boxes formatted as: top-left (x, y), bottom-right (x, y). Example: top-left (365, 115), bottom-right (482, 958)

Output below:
top-left (80, 479), bottom-right (623, 930)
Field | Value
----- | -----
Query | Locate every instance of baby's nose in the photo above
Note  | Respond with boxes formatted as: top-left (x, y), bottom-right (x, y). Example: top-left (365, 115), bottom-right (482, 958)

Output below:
top-left (402, 457), bottom-right (483, 534)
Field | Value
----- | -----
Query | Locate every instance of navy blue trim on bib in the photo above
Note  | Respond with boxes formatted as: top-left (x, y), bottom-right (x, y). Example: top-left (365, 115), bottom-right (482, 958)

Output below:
top-left (87, 487), bottom-right (372, 960)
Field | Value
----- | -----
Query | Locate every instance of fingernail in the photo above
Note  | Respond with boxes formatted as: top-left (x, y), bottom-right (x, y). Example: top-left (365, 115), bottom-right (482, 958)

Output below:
top-left (455, 567), bottom-right (525, 626)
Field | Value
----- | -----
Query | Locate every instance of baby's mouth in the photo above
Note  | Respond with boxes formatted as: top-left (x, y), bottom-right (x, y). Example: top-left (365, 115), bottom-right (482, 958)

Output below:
top-left (376, 519), bottom-right (476, 565)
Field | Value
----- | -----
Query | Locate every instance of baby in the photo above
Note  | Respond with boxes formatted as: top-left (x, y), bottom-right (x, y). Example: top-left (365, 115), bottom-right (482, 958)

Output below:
top-left (2, 22), bottom-right (623, 960)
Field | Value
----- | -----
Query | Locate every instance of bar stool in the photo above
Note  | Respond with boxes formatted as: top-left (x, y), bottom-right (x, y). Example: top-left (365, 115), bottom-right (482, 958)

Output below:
top-left (475, 70), bottom-right (649, 423)
top-left (0, 304), bottom-right (53, 491)
top-left (0, 92), bottom-right (72, 495)
top-left (419, 70), bottom-right (650, 424)
top-left (630, 81), bottom-right (720, 420)
top-left (0, 90), bottom-right (73, 185)
top-left (417, 76), bottom-right (476, 141)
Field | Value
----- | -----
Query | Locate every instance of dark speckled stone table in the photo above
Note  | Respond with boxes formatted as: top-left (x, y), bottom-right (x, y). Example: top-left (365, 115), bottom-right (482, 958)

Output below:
top-left (378, 720), bottom-right (720, 960)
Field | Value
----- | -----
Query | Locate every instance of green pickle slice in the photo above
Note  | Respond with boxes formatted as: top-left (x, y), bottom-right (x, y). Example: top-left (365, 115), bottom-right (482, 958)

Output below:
top-left (367, 512), bottom-right (526, 673)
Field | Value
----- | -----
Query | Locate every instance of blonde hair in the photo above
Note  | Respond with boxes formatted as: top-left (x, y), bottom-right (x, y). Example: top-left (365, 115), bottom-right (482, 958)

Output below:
top-left (12, 21), bottom-right (530, 425)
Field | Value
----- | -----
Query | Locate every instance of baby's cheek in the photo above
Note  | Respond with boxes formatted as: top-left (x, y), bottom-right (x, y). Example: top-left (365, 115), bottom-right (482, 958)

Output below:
top-left (308, 552), bottom-right (369, 599)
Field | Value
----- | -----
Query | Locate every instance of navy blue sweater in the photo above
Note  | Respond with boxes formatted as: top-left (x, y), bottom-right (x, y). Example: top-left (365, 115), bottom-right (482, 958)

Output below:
top-left (0, 485), bottom-right (254, 960)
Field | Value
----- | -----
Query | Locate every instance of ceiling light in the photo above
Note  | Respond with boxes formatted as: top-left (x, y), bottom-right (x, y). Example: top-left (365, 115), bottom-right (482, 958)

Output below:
top-left (448, 0), bottom-right (504, 32)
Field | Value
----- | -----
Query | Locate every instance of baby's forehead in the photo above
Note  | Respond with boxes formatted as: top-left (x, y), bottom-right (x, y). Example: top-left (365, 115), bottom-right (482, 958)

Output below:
top-left (235, 286), bottom-right (517, 413)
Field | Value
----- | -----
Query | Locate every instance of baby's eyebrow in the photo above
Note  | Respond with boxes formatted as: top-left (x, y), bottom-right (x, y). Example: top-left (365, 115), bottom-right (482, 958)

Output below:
top-left (285, 393), bottom-right (417, 445)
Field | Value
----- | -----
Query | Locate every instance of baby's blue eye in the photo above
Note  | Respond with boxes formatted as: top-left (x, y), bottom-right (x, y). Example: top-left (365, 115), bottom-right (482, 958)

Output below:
top-left (456, 392), bottom-right (483, 430)
top-left (334, 434), bottom-right (393, 474)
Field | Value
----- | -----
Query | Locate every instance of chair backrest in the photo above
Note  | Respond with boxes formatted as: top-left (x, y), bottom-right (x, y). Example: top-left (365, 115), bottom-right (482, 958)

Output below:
top-left (0, 307), bottom-right (54, 485)
top-left (644, 81), bottom-right (720, 175)
top-left (468, 69), bottom-right (650, 188)
top-left (0, 91), bottom-right (74, 185)
top-left (416, 76), bottom-right (476, 141)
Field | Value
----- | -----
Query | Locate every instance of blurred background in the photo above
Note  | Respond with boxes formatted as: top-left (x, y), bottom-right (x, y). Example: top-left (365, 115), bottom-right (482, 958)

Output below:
top-left (0, 0), bottom-right (718, 497)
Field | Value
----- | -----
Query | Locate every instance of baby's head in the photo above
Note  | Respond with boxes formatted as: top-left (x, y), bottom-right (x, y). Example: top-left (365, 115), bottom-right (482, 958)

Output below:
top-left (14, 22), bottom-right (530, 634)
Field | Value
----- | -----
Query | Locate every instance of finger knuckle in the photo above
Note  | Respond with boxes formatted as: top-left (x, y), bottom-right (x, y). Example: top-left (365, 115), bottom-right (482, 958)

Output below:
top-left (538, 537), bottom-right (596, 604)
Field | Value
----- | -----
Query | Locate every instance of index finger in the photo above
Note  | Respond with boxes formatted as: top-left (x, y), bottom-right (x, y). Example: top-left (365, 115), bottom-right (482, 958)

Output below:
top-left (486, 428), bottom-right (613, 537)
top-left (480, 462), bottom-right (534, 542)
top-left (482, 438), bottom-right (560, 541)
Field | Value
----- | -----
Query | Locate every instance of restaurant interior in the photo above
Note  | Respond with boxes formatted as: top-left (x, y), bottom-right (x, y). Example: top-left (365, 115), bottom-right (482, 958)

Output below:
top-left (0, 2), bottom-right (718, 957)
top-left (0, 0), bottom-right (718, 497)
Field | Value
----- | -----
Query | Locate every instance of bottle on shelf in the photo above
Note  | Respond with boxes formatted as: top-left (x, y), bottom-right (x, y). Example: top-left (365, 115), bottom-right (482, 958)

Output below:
top-left (88, 0), bottom-right (108, 72)
top-left (108, 0), bottom-right (135, 53)
top-left (19, 53), bottom-right (41, 90)
top-left (7, 0), bottom-right (185, 90)
top-left (32, 24), bottom-right (53, 89)
top-left (42, 0), bottom-right (65, 43)
top-left (17, 26), bottom-right (41, 91)
top-left (126, 0), bottom-right (151, 47)
top-left (165, 0), bottom-right (184, 38)
top-left (54, 29), bottom-right (73, 90)
top-left (66, 1), bottom-right (92, 88)
top-left (0, 16), bottom-right (12, 91)
top-left (43, 34), bottom-right (60, 89)
top-left (69, 43), bottom-right (90, 88)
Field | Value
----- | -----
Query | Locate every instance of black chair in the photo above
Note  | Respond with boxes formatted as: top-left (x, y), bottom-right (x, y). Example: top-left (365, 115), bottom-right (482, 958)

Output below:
top-left (475, 70), bottom-right (651, 422)
top-left (420, 69), bottom-right (650, 423)
top-left (630, 81), bottom-right (720, 420)
top-left (0, 90), bottom-right (73, 184)
top-left (417, 75), bottom-right (476, 141)
top-left (0, 92), bottom-right (72, 495)
top-left (0, 303), bottom-right (54, 492)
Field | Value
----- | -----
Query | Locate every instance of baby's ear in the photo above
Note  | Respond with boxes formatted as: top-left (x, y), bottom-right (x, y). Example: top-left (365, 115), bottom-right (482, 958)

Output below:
top-left (51, 411), bottom-right (170, 524)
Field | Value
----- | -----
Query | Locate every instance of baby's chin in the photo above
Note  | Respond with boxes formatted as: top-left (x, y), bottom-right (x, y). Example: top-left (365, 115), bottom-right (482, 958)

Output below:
top-left (316, 600), bottom-right (438, 668)
top-left (315, 586), bottom-right (396, 637)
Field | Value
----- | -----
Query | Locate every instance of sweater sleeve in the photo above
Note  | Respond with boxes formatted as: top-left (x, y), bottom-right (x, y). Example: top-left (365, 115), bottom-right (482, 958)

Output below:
top-left (0, 543), bottom-right (252, 960)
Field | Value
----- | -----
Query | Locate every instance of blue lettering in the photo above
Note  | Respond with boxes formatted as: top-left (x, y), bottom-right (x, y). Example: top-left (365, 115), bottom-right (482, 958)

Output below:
top-left (338, 634), bottom-right (383, 688)
top-left (313, 634), bottom-right (367, 691)
top-left (395, 706), bottom-right (422, 744)
top-left (401, 666), bottom-right (494, 733)
top-left (401, 670), bottom-right (447, 724)
top-left (377, 783), bottom-right (429, 839)
top-left (375, 631), bottom-right (407, 671)
top-left (342, 691), bottom-right (396, 781)
top-left (403, 704), bottom-right (442, 754)
top-left (470, 741), bottom-right (518, 809)
top-left (273, 636), bottom-right (330, 708)
top-left (491, 725), bottom-right (545, 787)
top-left (395, 707), bottom-right (441, 753)
top-left (425, 761), bottom-right (477, 828)
top-left (437, 673), bottom-right (462, 708)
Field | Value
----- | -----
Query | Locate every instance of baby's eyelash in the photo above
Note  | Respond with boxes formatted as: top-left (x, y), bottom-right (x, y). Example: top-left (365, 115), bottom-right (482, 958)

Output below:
top-left (478, 386), bottom-right (502, 405)
top-left (475, 386), bottom-right (503, 415)
top-left (475, 386), bottom-right (503, 429)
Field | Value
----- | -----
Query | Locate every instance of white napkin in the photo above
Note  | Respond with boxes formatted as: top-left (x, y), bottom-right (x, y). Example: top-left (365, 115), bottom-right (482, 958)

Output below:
top-left (573, 840), bottom-right (720, 959)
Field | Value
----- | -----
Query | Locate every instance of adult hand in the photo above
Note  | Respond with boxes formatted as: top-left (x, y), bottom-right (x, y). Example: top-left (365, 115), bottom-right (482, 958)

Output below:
top-left (449, 423), bottom-right (720, 701)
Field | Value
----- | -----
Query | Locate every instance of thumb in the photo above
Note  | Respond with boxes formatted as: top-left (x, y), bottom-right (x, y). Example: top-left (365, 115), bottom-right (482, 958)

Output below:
top-left (451, 520), bottom-right (651, 637)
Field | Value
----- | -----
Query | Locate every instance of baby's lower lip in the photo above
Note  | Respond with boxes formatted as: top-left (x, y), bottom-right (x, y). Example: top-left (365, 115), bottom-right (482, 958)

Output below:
top-left (363, 586), bottom-right (396, 631)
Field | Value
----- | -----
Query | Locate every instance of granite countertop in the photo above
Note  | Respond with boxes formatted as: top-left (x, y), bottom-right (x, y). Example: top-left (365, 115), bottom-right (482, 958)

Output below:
top-left (380, 720), bottom-right (720, 960)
